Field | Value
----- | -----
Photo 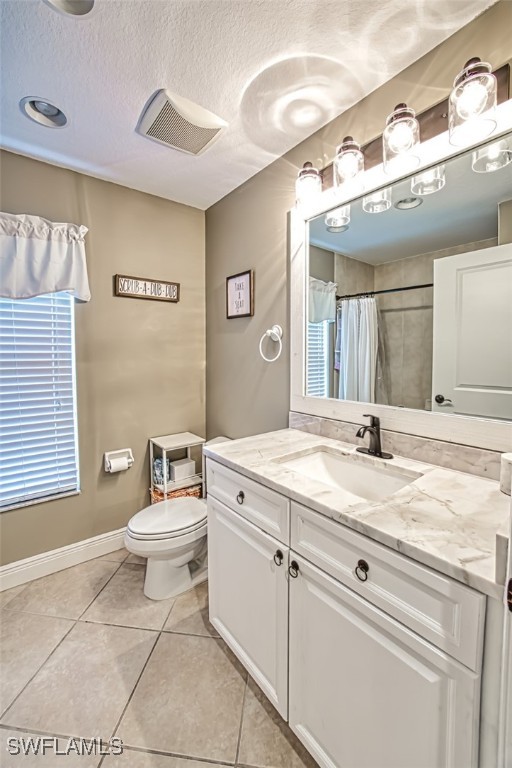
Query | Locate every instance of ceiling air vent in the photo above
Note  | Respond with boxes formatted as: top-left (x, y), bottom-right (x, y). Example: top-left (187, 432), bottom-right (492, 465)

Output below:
top-left (136, 90), bottom-right (227, 156)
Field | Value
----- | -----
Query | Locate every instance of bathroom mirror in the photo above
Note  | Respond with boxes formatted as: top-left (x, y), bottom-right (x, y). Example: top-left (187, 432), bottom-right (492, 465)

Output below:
top-left (305, 132), bottom-right (512, 424)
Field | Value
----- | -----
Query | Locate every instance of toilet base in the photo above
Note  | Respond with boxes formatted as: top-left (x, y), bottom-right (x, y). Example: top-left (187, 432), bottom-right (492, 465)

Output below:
top-left (144, 555), bottom-right (208, 600)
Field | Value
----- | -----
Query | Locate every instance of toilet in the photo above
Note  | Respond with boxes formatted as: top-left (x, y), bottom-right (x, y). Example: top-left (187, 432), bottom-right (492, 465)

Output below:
top-left (124, 436), bottom-right (229, 600)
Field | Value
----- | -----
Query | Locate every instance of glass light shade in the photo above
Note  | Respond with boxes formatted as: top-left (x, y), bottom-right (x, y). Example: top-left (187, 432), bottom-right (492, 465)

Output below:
top-left (325, 205), bottom-right (350, 232)
top-left (362, 187), bottom-right (392, 214)
top-left (411, 165), bottom-right (446, 195)
top-left (383, 104), bottom-right (420, 175)
top-left (334, 136), bottom-right (364, 186)
top-left (449, 59), bottom-right (497, 147)
top-left (296, 162), bottom-right (322, 205)
top-left (472, 139), bottom-right (512, 173)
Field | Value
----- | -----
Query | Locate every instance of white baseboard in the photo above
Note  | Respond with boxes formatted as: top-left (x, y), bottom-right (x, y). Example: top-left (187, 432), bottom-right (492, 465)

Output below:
top-left (0, 528), bottom-right (126, 592)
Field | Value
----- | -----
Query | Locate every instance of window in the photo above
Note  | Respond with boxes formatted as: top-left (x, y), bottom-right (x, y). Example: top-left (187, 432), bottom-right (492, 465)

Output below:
top-left (306, 321), bottom-right (330, 397)
top-left (0, 292), bottom-right (79, 510)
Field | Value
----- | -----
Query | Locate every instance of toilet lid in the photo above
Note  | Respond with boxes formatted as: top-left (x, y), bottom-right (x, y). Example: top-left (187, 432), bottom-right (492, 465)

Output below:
top-left (127, 497), bottom-right (206, 538)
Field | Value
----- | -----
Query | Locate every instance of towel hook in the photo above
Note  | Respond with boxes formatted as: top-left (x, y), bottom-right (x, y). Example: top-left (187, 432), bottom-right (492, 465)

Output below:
top-left (259, 324), bottom-right (283, 363)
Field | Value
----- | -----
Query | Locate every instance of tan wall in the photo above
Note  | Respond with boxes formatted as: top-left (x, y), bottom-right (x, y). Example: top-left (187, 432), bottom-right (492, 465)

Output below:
top-left (499, 200), bottom-right (512, 244)
top-left (205, 1), bottom-right (512, 439)
top-left (0, 151), bottom-right (205, 565)
top-left (309, 245), bottom-right (334, 283)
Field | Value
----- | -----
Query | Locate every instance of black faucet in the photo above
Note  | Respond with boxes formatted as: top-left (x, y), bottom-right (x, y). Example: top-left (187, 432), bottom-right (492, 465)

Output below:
top-left (356, 415), bottom-right (393, 459)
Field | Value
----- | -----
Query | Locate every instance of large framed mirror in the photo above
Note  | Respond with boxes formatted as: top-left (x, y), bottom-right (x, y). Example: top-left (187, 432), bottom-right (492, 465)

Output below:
top-left (290, 128), bottom-right (512, 451)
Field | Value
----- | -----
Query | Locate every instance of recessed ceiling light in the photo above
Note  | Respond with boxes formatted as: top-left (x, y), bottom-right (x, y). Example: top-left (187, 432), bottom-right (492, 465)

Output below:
top-left (20, 97), bottom-right (67, 128)
top-left (394, 196), bottom-right (423, 210)
top-left (42, 0), bottom-right (95, 16)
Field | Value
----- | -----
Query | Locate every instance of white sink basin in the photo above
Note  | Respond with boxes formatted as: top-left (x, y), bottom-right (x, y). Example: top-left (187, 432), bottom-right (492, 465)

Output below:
top-left (276, 448), bottom-right (418, 505)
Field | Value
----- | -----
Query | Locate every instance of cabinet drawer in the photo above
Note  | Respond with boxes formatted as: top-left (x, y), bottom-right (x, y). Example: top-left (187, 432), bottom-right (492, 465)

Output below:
top-left (291, 502), bottom-right (485, 671)
top-left (206, 459), bottom-right (289, 543)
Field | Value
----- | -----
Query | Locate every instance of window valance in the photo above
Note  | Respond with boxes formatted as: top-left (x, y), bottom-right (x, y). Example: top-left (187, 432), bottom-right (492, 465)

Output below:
top-left (0, 212), bottom-right (91, 301)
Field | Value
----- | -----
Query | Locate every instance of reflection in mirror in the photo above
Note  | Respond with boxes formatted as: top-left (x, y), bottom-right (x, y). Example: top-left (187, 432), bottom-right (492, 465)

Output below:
top-left (306, 133), bottom-right (512, 421)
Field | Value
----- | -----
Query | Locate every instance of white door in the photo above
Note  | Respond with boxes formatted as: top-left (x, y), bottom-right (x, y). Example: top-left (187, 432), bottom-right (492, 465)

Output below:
top-left (498, 495), bottom-right (512, 767)
top-left (207, 496), bottom-right (289, 717)
top-left (288, 555), bottom-right (480, 768)
top-left (432, 243), bottom-right (512, 419)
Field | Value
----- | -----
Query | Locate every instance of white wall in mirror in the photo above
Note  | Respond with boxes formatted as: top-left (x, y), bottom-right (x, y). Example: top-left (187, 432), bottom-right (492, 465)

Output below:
top-left (290, 102), bottom-right (512, 452)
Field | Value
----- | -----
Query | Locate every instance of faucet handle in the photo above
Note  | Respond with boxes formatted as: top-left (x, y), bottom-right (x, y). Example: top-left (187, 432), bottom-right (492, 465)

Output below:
top-left (363, 414), bottom-right (380, 428)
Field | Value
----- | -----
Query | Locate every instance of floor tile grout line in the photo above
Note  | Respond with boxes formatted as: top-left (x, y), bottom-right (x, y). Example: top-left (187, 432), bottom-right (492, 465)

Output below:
top-left (234, 674), bottom-right (249, 765)
top-left (0, 618), bottom-right (78, 723)
top-left (76, 560), bottom-right (126, 621)
top-left (0, 723), bottom-right (105, 744)
top-left (102, 742), bottom-right (237, 766)
top-left (0, 606), bottom-right (80, 622)
top-left (0, 559), bottom-right (124, 623)
top-left (0, 560), bottom-right (124, 723)
top-left (108, 627), bottom-right (162, 745)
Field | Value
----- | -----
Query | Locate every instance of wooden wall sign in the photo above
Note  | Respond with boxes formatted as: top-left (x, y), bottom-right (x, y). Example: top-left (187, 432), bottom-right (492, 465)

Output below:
top-left (114, 274), bottom-right (180, 303)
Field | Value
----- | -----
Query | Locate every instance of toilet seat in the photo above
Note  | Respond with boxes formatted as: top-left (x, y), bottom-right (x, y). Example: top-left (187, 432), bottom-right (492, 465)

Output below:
top-left (127, 497), bottom-right (206, 541)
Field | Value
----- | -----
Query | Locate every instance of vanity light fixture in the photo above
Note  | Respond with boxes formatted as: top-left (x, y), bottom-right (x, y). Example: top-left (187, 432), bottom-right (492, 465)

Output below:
top-left (411, 164), bottom-right (446, 195)
top-left (383, 103), bottom-right (420, 175)
top-left (325, 205), bottom-right (350, 232)
top-left (333, 136), bottom-right (364, 186)
top-left (20, 97), bottom-right (67, 128)
top-left (362, 187), bottom-right (392, 214)
top-left (449, 58), bottom-right (497, 146)
top-left (296, 162), bottom-right (322, 206)
top-left (394, 196), bottom-right (423, 210)
top-left (472, 138), bottom-right (512, 173)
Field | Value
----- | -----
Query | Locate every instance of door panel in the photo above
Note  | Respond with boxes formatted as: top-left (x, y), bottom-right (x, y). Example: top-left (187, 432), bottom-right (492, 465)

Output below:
top-left (432, 244), bottom-right (512, 419)
top-left (207, 496), bottom-right (289, 717)
top-left (289, 556), bottom-right (480, 768)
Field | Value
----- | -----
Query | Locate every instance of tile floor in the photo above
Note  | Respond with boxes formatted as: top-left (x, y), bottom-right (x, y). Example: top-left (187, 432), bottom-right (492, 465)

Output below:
top-left (0, 550), bottom-right (318, 767)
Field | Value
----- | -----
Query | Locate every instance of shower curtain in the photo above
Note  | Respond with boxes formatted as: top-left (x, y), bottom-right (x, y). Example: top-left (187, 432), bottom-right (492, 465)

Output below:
top-left (336, 296), bottom-right (378, 402)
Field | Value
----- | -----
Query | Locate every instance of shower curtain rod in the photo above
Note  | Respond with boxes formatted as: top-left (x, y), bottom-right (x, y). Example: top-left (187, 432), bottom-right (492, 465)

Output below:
top-left (336, 282), bottom-right (433, 301)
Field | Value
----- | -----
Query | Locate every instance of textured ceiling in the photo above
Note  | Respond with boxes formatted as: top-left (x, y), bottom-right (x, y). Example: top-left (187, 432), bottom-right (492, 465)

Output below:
top-left (0, 0), bottom-right (495, 210)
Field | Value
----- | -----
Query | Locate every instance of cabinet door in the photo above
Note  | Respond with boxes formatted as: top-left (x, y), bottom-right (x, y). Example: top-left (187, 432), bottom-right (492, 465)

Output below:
top-left (289, 555), bottom-right (480, 768)
top-left (207, 496), bottom-right (289, 717)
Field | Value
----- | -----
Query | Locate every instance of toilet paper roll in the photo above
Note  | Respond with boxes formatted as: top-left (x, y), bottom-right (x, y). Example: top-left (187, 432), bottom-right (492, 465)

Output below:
top-left (108, 456), bottom-right (130, 473)
top-left (500, 452), bottom-right (512, 496)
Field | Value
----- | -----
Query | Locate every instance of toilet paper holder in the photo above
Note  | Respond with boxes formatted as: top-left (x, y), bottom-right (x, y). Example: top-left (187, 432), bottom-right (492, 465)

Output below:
top-left (104, 448), bottom-right (134, 473)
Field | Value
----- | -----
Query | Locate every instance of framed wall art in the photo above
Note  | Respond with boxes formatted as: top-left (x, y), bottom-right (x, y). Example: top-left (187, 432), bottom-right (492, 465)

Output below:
top-left (226, 269), bottom-right (254, 319)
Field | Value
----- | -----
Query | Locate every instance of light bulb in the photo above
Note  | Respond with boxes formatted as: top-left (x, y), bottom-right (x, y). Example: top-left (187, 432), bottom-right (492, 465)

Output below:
top-left (325, 205), bottom-right (350, 232)
top-left (383, 104), bottom-right (420, 175)
top-left (411, 165), bottom-right (446, 196)
top-left (295, 162), bottom-right (322, 206)
top-left (472, 139), bottom-right (512, 173)
top-left (387, 121), bottom-right (416, 153)
top-left (449, 58), bottom-right (497, 147)
top-left (334, 136), bottom-right (364, 186)
top-left (455, 80), bottom-right (489, 120)
top-left (362, 188), bottom-right (392, 214)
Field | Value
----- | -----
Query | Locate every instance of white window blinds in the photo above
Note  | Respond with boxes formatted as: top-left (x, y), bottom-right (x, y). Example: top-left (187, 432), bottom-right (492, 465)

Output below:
top-left (306, 321), bottom-right (330, 397)
top-left (0, 292), bottom-right (79, 509)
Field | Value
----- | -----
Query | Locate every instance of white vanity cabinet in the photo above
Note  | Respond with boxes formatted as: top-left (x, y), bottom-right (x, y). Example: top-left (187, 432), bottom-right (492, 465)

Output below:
top-left (206, 459), bottom-right (485, 768)
top-left (207, 463), bottom-right (290, 717)
top-left (288, 554), bottom-right (479, 768)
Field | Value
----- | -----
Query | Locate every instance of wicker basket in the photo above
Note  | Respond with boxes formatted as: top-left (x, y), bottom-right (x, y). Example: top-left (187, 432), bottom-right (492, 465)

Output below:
top-left (150, 485), bottom-right (202, 504)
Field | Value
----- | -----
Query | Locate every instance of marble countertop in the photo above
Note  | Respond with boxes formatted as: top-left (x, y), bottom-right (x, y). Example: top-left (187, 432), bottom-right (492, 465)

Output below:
top-left (204, 429), bottom-right (511, 599)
